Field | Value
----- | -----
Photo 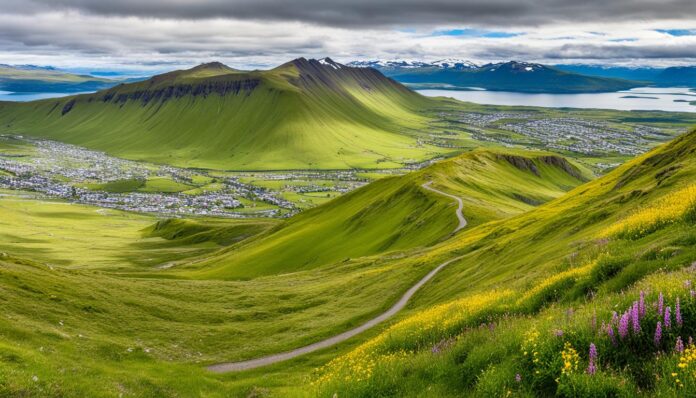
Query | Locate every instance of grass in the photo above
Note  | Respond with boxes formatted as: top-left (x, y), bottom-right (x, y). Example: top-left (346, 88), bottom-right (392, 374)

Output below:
top-left (303, 129), bottom-right (696, 397)
top-left (0, 124), bottom-right (695, 396)
top-left (186, 148), bottom-right (585, 280)
top-left (0, 190), bottom-right (272, 270)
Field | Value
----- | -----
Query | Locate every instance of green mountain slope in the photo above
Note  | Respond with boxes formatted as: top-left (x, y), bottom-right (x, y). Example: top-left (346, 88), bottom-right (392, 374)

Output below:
top-left (310, 129), bottom-right (696, 397)
top-left (188, 149), bottom-right (587, 279)
top-left (0, 58), bottom-right (439, 170)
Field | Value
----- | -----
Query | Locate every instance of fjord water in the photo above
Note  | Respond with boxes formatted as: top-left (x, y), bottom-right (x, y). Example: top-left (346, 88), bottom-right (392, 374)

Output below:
top-left (0, 91), bottom-right (85, 101)
top-left (417, 87), bottom-right (696, 112)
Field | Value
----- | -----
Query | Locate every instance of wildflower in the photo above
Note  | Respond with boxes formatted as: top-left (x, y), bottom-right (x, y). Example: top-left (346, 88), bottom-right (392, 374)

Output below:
top-left (554, 329), bottom-right (564, 337)
top-left (659, 292), bottom-right (664, 317)
top-left (618, 312), bottom-right (629, 339)
top-left (665, 306), bottom-right (671, 329)
top-left (685, 280), bottom-right (692, 290)
top-left (676, 336), bottom-right (684, 353)
top-left (655, 321), bottom-right (663, 347)
top-left (611, 311), bottom-right (618, 326)
top-left (631, 302), bottom-right (641, 333)
top-left (587, 343), bottom-right (597, 376)
top-left (561, 342), bottom-right (580, 375)
top-left (515, 373), bottom-right (521, 383)
top-left (676, 298), bottom-right (682, 327)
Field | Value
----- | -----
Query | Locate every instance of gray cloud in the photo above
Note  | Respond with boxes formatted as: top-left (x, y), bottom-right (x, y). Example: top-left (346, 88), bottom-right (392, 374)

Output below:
top-left (7, 0), bottom-right (696, 27)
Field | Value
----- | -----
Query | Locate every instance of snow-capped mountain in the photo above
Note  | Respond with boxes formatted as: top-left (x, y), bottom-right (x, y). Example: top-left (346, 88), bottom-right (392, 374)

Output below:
top-left (347, 59), bottom-right (478, 70)
top-left (429, 59), bottom-right (478, 70)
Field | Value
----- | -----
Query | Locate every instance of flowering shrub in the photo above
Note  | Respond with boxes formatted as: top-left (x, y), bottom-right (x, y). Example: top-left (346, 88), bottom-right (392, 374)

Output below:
top-left (601, 184), bottom-right (696, 240)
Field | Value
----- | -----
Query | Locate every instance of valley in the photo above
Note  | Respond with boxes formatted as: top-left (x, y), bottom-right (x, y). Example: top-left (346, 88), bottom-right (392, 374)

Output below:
top-left (0, 57), bottom-right (695, 398)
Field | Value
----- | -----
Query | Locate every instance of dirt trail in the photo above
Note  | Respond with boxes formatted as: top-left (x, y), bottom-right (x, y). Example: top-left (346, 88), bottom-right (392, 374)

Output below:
top-left (207, 181), bottom-right (466, 373)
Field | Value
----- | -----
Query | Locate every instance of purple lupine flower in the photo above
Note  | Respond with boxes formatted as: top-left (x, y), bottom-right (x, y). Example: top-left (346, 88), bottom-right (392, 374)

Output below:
top-left (611, 311), bottom-right (618, 326)
top-left (515, 373), bottom-right (521, 383)
top-left (676, 336), bottom-right (685, 353)
top-left (587, 343), bottom-right (598, 375)
top-left (676, 298), bottom-right (682, 327)
top-left (655, 321), bottom-right (663, 347)
top-left (691, 290), bottom-right (696, 299)
top-left (554, 329), bottom-right (564, 337)
top-left (639, 291), bottom-right (646, 318)
top-left (606, 324), bottom-right (617, 346)
top-left (665, 306), bottom-right (672, 329)
top-left (658, 293), bottom-right (664, 317)
top-left (686, 280), bottom-right (692, 290)
top-left (631, 302), bottom-right (641, 333)
top-left (619, 312), bottom-right (629, 339)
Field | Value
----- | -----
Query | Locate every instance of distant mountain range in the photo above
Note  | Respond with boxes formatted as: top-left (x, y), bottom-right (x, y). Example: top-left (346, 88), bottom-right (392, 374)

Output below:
top-left (348, 60), bottom-right (644, 93)
top-left (0, 58), bottom-right (438, 170)
top-left (555, 64), bottom-right (696, 87)
top-left (0, 64), bottom-right (136, 93)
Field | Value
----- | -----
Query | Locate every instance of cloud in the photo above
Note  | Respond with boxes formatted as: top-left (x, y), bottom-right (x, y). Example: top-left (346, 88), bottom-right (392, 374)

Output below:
top-left (8, 0), bottom-right (696, 28)
top-left (0, 1), bottom-right (695, 69)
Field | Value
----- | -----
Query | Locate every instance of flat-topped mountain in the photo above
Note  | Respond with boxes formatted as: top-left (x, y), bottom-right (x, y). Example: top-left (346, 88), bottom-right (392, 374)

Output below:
top-left (0, 58), bottom-right (436, 170)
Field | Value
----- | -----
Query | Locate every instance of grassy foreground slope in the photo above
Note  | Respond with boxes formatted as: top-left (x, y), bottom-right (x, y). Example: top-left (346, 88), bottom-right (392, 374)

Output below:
top-left (0, 190), bottom-right (277, 269)
top-left (0, 59), bottom-right (440, 170)
top-left (188, 149), bottom-right (587, 279)
top-left (308, 130), bottom-right (696, 397)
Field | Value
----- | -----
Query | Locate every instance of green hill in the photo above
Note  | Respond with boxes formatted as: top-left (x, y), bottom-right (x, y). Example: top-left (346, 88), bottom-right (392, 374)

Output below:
top-left (0, 58), bottom-right (440, 170)
top-left (0, 64), bottom-right (118, 93)
top-left (309, 129), bottom-right (696, 397)
top-left (0, 125), bottom-right (695, 396)
top-left (188, 149), bottom-right (587, 279)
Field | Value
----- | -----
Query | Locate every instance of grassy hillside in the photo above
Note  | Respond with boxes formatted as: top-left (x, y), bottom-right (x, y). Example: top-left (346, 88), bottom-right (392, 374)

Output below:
top-left (0, 58), bottom-right (442, 170)
top-left (308, 129), bottom-right (696, 397)
top-left (0, 189), bottom-right (277, 269)
top-left (187, 149), bottom-right (587, 279)
top-left (0, 129), bottom-right (694, 396)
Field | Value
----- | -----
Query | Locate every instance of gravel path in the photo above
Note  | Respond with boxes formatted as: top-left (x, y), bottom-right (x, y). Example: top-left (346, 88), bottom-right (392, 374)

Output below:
top-left (207, 181), bottom-right (466, 373)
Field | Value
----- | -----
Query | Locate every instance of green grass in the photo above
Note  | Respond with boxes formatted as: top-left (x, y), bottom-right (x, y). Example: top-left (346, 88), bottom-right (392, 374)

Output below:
top-left (186, 148), bottom-right (585, 280)
top-left (82, 178), bottom-right (145, 193)
top-left (0, 190), bottom-right (272, 270)
top-left (0, 126), bottom-right (695, 396)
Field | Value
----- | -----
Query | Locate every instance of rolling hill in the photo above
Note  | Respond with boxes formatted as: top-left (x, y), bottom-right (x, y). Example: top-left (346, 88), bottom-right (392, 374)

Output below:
top-left (0, 64), bottom-right (120, 93)
top-left (0, 58), bottom-right (441, 170)
top-left (187, 149), bottom-right (588, 279)
top-left (0, 128), bottom-right (694, 396)
top-left (351, 60), bottom-right (642, 93)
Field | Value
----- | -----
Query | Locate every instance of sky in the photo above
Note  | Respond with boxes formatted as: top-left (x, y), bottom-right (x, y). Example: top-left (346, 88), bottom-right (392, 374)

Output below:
top-left (1, 0), bottom-right (696, 72)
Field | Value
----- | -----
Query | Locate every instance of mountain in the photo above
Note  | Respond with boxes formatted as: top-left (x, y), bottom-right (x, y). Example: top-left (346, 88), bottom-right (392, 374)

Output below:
top-left (348, 59), bottom-right (478, 70)
top-left (555, 64), bottom-right (696, 87)
top-left (353, 60), bottom-right (643, 93)
top-left (655, 66), bottom-right (696, 87)
top-left (0, 58), bottom-right (437, 170)
top-left (0, 64), bottom-right (120, 93)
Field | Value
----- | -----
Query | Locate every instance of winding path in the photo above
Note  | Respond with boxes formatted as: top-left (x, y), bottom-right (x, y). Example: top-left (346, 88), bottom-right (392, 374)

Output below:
top-left (207, 182), bottom-right (466, 373)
